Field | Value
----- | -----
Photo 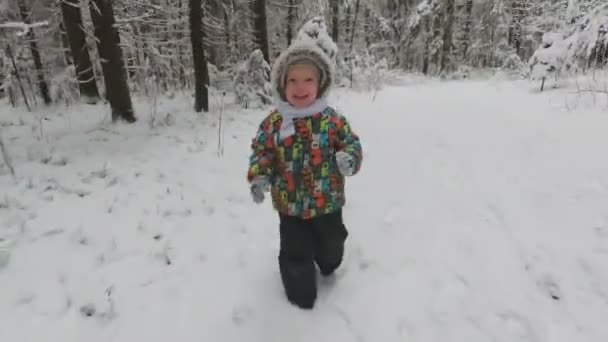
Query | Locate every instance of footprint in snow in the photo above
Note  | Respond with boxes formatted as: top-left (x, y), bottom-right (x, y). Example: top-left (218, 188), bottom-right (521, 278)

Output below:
top-left (537, 273), bottom-right (562, 301)
top-left (231, 305), bottom-right (253, 326)
top-left (498, 311), bottom-right (538, 342)
top-left (437, 273), bottom-right (470, 300)
top-left (202, 205), bottom-right (215, 216)
top-left (231, 223), bottom-right (248, 235)
top-left (40, 155), bottom-right (69, 166)
top-left (594, 226), bottom-right (608, 239)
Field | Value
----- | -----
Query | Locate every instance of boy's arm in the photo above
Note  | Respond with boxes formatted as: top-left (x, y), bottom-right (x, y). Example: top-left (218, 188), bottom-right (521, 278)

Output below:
top-left (334, 114), bottom-right (363, 176)
top-left (247, 116), bottom-right (277, 182)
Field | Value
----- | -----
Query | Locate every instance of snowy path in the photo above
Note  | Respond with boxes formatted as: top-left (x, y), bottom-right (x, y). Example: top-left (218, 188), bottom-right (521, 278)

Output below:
top-left (1, 79), bottom-right (608, 342)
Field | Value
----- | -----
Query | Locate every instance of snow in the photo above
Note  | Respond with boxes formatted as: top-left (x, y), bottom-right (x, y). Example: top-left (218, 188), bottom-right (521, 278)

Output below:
top-left (0, 21), bottom-right (50, 36)
top-left (295, 16), bottom-right (338, 60)
top-left (416, 0), bottom-right (441, 17)
top-left (528, 33), bottom-right (567, 80)
top-left (1, 77), bottom-right (608, 342)
top-left (529, 3), bottom-right (608, 79)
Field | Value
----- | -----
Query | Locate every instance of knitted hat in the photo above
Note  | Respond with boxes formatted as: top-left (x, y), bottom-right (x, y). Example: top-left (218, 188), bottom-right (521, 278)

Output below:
top-left (270, 42), bottom-right (334, 101)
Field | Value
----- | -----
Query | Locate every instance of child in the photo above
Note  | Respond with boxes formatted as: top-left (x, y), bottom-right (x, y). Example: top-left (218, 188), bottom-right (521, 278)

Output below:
top-left (246, 42), bottom-right (363, 309)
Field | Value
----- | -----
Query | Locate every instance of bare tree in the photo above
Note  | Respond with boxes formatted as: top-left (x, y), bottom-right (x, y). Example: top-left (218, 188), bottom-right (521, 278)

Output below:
top-left (18, 0), bottom-right (52, 105)
top-left (60, 0), bottom-right (100, 103)
top-left (348, 0), bottom-right (361, 55)
top-left (509, 0), bottom-right (528, 56)
top-left (252, 0), bottom-right (269, 63)
top-left (2, 38), bottom-right (32, 111)
top-left (190, 0), bottom-right (209, 112)
top-left (286, 0), bottom-right (297, 46)
top-left (440, 0), bottom-right (455, 73)
top-left (460, 0), bottom-right (473, 59)
top-left (330, 0), bottom-right (339, 44)
top-left (89, 0), bottom-right (136, 122)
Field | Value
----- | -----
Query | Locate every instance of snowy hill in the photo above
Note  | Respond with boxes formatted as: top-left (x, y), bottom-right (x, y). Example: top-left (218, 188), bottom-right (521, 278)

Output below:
top-left (1, 77), bottom-right (608, 342)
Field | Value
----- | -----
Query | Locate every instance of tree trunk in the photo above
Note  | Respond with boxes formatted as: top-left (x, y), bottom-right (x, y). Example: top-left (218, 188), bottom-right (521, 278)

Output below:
top-left (224, 6), bottom-right (233, 61)
top-left (430, 14), bottom-right (442, 74)
top-left (89, 0), bottom-right (136, 122)
top-left (18, 0), bottom-right (51, 105)
top-left (61, 0), bottom-right (100, 103)
top-left (286, 0), bottom-right (296, 46)
top-left (209, 0), bottom-right (226, 68)
top-left (252, 0), bottom-right (269, 63)
top-left (440, 0), bottom-right (455, 73)
top-left (348, 0), bottom-right (360, 56)
top-left (59, 21), bottom-right (73, 67)
top-left (423, 18), bottom-right (431, 75)
top-left (509, 0), bottom-right (525, 56)
top-left (364, 6), bottom-right (371, 48)
top-left (190, 0), bottom-right (209, 112)
top-left (594, 30), bottom-right (607, 68)
top-left (330, 0), bottom-right (339, 44)
top-left (461, 0), bottom-right (473, 59)
top-left (4, 42), bottom-right (31, 111)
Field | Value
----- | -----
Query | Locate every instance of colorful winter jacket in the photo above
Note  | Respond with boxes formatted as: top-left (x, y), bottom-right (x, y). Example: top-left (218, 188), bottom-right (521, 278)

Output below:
top-left (247, 106), bottom-right (362, 219)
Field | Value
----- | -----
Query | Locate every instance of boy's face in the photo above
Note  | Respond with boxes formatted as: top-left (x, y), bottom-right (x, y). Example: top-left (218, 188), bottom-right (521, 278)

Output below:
top-left (284, 64), bottom-right (319, 108)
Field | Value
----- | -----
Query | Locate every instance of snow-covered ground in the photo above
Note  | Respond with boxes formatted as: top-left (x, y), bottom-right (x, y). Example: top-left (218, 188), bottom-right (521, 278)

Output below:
top-left (1, 77), bottom-right (608, 342)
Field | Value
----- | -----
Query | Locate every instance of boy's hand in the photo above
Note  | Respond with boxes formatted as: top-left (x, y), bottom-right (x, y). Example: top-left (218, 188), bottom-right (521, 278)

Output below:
top-left (336, 151), bottom-right (355, 176)
top-left (250, 177), bottom-right (271, 203)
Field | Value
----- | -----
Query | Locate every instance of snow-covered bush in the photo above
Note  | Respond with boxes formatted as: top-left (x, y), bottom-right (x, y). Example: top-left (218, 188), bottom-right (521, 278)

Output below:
top-left (293, 16), bottom-right (338, 61)
top-left (50, 65), bottom-right (81, 106)
top-left (341, 51), bottom-right (391, 93)
top-left (529, 3), bottom-right (608, 87)
top-left (501, 53), bottom-right (530, 78)
top-left (444, 65), bottom-right (472, 80)
top-left (233, 49), bottom-right (272, 109)
top-left (528, 32), bottom-right (566, 89)
top-left (208, 64), bottom-right (232, 94)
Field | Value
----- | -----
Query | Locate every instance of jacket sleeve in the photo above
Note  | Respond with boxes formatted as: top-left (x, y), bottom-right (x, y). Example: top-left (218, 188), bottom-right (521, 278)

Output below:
top-left (247, 116), bottom-right (277, 182)
top-left (334, 114), bottom-right (363, 175)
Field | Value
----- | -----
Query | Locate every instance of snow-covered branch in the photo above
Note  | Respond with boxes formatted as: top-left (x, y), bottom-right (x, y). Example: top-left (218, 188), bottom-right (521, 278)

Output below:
top-left (0, 21), bottom-right (50, 36)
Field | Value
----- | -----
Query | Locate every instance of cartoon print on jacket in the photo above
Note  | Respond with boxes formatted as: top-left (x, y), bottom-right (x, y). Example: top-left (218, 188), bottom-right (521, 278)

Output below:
top-left (247, 106), bottom-right (362, 219)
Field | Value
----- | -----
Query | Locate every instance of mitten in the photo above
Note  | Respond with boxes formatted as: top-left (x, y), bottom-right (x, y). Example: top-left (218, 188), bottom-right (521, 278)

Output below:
top-left (335, 151), bottom-right (355, 176)
top-left (250, 176), bottom-right (271, 203)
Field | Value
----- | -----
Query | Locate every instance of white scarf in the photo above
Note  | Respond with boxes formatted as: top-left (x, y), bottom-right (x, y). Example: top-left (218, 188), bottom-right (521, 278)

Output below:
top-left (277, 98), bottom-right (328, 140)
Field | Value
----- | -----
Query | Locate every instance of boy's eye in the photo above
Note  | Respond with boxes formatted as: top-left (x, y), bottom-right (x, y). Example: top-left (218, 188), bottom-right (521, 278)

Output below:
top-left (305, 78), bottom-right (314, 82)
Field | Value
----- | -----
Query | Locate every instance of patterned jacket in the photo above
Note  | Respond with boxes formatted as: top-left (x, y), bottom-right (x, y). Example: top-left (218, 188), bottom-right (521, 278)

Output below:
top-left (247, 106), bottom-right (362, 219)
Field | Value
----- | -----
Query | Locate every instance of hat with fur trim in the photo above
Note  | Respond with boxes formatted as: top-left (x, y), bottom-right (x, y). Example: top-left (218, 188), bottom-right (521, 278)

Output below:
top-left (270, 42), bottom-right (334, 102)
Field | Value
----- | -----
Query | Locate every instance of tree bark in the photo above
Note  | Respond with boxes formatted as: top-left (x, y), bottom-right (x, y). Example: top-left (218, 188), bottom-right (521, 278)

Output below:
top-left (330, 0), bottom-right (339, 44)
top-left (286, 0), bottom-right (296, 46)
top-left (89, 0), bottom-right (136, 122)
top-left (252, 0), bottom-right (269, 63)
top-left (4, 42), bottom-right (31, 111)
top-left (190, 0), bottom-right (209, 112)
top-left (509, 0), bottom-right (525, 56)
top-left (18, 0), bottom-right (52, 105)
top-left (423, 18), bottom-right (431, 75)
top-left (348, 0), bottom-right (360, 56)
top-left (461, 0), bottom-right (473, 59)
top-left (61, 0), bottom-right (100, 102)
top-left (59, 21), bottom-right (72, 67)
top-left (440, 0), bottom-right (455, 73)
top-left (208, 0), bottom-right (226, 67)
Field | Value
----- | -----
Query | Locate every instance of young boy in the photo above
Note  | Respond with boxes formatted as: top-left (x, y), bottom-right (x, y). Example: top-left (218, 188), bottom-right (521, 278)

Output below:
top-left (246, 42), bottom-right (363, 309)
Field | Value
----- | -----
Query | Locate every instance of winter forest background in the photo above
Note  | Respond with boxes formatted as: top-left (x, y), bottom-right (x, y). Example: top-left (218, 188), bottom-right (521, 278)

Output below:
top-left (1, 0), bottom-right (607, 121)
top-left (2, 1), bottom-right (608, 340)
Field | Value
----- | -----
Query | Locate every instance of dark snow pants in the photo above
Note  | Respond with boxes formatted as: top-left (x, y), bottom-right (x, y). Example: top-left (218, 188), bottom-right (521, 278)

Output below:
top-left (278, 209), bottom-right (349, 309)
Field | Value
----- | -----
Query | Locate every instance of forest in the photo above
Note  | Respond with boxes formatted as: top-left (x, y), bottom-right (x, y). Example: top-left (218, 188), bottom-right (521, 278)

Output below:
top-left (1, 0), bottom-right (607, 121)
